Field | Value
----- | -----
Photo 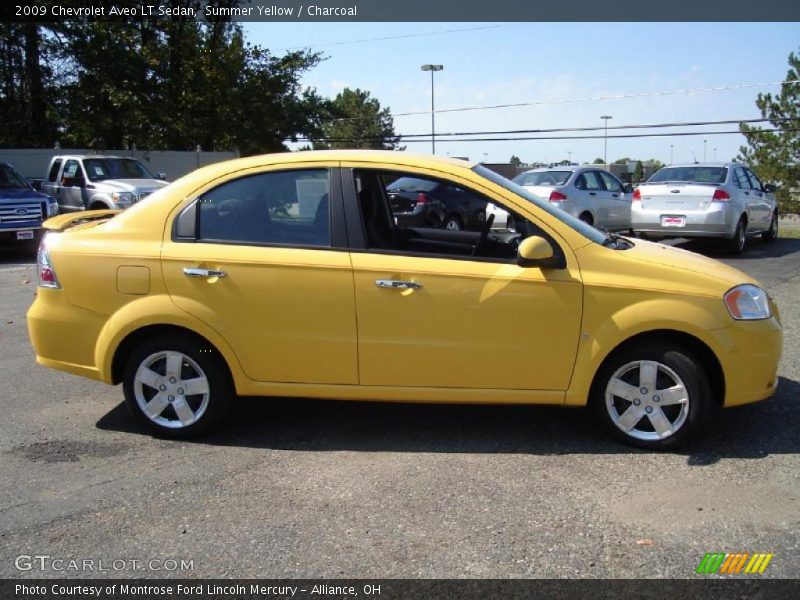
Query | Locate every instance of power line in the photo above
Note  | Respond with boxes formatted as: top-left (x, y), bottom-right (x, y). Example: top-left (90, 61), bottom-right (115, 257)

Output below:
top-left (271, 24), bottom-right (513, 52)
top-left (329, 80), bottom-right (800, 122)
top-left (390, 117), bottom-right (799, 139)
top-left (299, 127), bottom-right (799, 144)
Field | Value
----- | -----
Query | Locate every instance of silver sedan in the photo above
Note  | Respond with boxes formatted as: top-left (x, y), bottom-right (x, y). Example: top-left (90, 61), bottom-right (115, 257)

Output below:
top-left (511, 166), bottom-right (633, 231)
top-left (631, 162), bottom-right (778, 255)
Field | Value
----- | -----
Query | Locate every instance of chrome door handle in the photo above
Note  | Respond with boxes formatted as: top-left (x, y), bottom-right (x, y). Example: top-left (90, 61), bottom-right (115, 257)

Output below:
top-left (183, 267), bottom-right (227, 278)
top-left (375, 279), bottom-right (422, 290)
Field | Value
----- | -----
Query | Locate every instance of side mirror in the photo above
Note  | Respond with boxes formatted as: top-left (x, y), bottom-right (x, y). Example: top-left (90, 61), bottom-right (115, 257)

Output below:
top-left (517, 235), bottom-right (561, 269)
top-left (157, 172), bottom-right (167, 181)
top-left (764, 183), bottom-right (777, 193)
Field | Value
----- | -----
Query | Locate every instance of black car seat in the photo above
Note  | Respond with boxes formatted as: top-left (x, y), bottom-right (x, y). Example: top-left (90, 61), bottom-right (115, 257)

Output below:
top-left (359, 188), bottom-right (396, 250)
top-left (313, 194), bottom-right (329, 244)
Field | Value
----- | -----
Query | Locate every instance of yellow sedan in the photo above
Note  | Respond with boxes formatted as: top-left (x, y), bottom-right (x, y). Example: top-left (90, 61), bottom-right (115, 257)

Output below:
top-left (27, 151), bottom-right (782, 449)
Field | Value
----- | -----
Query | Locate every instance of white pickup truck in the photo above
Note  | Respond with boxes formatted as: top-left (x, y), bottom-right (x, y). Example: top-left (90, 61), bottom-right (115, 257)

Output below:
top-left (40, 155), bottom-right (168, 213)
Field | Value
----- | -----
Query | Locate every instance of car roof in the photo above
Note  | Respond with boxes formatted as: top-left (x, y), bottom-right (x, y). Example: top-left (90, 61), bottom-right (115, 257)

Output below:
top-left (180, 150), bottom-right (478, 183)
top-left (58, 155), bottom-right (133, 160)
top-left (663, 162), bottom-right (739, 168)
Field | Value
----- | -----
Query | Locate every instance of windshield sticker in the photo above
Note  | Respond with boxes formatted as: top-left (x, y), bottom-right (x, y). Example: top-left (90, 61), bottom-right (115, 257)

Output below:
top-left (93, 166), bottom-right (105, 176)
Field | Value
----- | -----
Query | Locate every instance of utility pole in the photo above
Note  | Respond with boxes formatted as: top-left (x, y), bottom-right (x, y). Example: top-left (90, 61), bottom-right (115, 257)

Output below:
top-left (421, 64), bottom-right (444, 154)
top-left (601, 115), bottom-right (613, 165)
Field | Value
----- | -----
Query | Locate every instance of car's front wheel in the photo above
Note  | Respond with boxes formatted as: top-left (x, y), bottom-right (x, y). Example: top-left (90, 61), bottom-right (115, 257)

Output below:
top-left (591, 342), bottom-right (714, 450)
top-left (122, 335), bottom-right (232, 438)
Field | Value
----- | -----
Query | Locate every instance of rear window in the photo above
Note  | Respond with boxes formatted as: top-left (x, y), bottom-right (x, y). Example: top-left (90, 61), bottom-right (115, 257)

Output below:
top-left (512, 171), bottom-right (572, 187)
top-left (648, 166), bottom-right (727, 184)
top-left (386, 177), bottom-right (438, 193)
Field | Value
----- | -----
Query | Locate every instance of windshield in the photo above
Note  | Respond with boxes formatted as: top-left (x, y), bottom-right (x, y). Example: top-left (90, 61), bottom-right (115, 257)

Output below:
top-left (648, 166), bottom-right (727, 184)
top-left (386, 177), bottom-right (438, 193)
top-left (513, 170), bottom-right (572, 187)
top-left (0, 164), bottom-right (30, 189)
top-left (474, 165), bottom-right (606, 245)
top-left (83, 158), bottom-right (155, 182)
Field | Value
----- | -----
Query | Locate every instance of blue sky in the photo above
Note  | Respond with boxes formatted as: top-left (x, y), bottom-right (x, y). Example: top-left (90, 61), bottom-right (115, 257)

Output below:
top-left (245, 22), bottom-right (799, 165)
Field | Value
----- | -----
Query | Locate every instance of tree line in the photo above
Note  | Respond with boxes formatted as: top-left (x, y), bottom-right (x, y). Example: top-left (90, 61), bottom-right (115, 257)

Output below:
top-left (0, 2), bottom-right (399, 154)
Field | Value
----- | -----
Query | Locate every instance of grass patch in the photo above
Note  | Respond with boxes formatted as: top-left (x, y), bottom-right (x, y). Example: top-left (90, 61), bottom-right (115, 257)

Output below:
top-left (780, 227), bottom-right (800, 239)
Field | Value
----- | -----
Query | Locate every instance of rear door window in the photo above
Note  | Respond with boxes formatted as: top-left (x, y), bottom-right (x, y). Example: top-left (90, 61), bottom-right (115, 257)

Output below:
top-left (576, 171), bottom-right (603, 191)
top-left (734, 167), bottom-right (752, 190)
top-left (598, 171), bottom-right (623, 193)
top-left (197, 169), bottom-right (331, 248)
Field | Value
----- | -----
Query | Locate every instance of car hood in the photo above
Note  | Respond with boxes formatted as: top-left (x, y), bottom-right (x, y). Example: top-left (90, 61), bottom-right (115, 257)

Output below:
top-left (576, 238), bottom-right (759, 296)
top-left (0, 187), bottom-right (50, 203)
top-left (90, 179), bottom-right (168, 192)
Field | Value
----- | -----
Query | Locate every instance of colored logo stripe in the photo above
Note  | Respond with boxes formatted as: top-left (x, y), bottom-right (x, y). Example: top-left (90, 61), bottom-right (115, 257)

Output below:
top-left (697, 553), bottom-right (773, 574)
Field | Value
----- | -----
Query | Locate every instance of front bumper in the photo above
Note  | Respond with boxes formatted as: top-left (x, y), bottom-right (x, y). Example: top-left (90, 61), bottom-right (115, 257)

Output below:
top-left (714, 315), bottom-right (783, 407)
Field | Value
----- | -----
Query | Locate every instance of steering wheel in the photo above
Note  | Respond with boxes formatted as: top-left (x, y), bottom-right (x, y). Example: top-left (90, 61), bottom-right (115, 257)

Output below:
top-left (471, 213), bottom-right (495, 256)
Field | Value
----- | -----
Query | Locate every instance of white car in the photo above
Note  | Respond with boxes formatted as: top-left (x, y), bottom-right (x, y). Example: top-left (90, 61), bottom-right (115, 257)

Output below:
top-left (511, 166), bottom-right (634, 231)
top-left (631, 163), bottom-right (778, 255)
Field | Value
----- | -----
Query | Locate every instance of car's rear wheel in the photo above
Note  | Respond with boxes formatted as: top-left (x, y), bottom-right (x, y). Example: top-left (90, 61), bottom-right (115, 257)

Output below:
top-left (762, 211), bottom-right (778, 243)
top-left (728, 217), bottom-right (747, 255)
top-left (123, 335), bottom-right (232, 438)
top-left (579, 212), bottom-right (594, 226)
top-left (443, 215), bottom-right (462, 231)
top-left (591, 342), bottom-right (714, 450)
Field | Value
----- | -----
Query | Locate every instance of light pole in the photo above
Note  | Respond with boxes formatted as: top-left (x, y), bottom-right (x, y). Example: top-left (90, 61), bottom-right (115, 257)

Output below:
top-left (714, 147), bottom-right (717, 161)
top-left (567, 151), bottom-right (572, 164)
top-left (703, 139), bottom-right (707, 162)
top-left (670, 144), bottom-right (674, 164)
top-left (421, 64), bottom-right (443, 154)
top-left (601, 115), bottom-right (612, 165)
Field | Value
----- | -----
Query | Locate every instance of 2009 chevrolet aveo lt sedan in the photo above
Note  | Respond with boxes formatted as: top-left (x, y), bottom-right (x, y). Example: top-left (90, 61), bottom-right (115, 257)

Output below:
top-left (27, 151), bottom-right (782, 449)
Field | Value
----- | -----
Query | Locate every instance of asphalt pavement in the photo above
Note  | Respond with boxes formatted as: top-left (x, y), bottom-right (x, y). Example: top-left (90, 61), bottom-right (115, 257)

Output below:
top-left (0, 235), bottom-right (798, 579)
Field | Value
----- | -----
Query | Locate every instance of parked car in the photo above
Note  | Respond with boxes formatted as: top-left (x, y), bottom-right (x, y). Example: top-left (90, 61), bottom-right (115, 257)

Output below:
top-left (512, 166), bottom-right (633, 231)
top-left (631, 163), bottom-right (778, 255)
top-left (386, 176), bottom-right (487, 231)
top-left (28, 151), bottom-right (782, 450)
top-left (0, 162), bottom-right (58, 246)
top-left (41, 155), bottom-right (169, 213)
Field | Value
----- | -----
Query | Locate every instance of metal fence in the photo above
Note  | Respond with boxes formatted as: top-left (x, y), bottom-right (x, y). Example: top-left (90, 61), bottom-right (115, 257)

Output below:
top-left (0, 148), bottom-right (238, 181)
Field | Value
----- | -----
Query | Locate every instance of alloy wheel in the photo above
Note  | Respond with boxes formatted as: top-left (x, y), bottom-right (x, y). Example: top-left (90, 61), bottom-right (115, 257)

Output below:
top-left (604, 359), bottom-right (690, 441)
top-left (133, 351), bottom-right (210, 429)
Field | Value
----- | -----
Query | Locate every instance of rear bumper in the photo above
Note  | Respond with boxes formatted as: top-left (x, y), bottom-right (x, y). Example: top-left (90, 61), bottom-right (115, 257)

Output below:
top-left (27, 287), bottom-right (105, 381)
top-left (632, 203), bottom-right (737, 238)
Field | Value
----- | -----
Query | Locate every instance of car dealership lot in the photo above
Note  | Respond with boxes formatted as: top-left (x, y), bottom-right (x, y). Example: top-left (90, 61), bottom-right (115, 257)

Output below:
top-left (0, 237), bottom-right (798, 579)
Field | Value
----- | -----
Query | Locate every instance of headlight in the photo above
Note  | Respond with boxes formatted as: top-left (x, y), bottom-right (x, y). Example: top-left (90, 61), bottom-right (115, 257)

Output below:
top-left (724, 284), bottom-right (771, 320)
top-left (111, 192), bottom-right (134, 207)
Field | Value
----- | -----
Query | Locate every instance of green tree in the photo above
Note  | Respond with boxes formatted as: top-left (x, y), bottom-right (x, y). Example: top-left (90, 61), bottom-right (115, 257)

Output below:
top-left (509, 155), bottom-right (523, 167)
top-left (739, 48), bottom-right (800, 213)
top-left (613, 157), bottom-right (631, 165)
top-left (634, 161), bottom-right (644, 182)
top-left (314, 88), bottom-right (400, 150)
top-left (0, 23), bottom-right (61, 147)
top-left (592, 157), bottom-right (605, 164)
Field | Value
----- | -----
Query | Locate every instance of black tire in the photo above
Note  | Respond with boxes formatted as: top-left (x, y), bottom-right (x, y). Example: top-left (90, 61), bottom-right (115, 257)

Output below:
top-left (443, 215), bottom-right (462, 231)
top-left (122, 335), bottom-right (232, 439)
top-left (728, 217), bottom-right (747, 255)
top-left (89, 202), bottom-right (108, 211)
top-left (590, 342), bottom-right (715, 450)
top-left (762, 211), bottom-right (778, 243)
top-left (579, 212), bottom-right (594, 226)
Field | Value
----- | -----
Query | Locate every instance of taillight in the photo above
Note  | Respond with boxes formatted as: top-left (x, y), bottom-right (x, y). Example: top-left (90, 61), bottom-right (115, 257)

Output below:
top-left (712, 189), bottom-right (731, 201)
top-left (37, 238), bottom-right (60, 289)
top-left (549, 191), bottom-right (567, 203)
top-left (632, 188), bottom-right (641, 201)
top-left (416, 192), bottom-right (429, 205)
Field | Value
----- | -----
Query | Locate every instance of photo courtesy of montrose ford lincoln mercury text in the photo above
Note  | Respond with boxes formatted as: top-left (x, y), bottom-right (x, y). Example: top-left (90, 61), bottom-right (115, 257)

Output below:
top-left (27, 151), bottom-right (783, 450)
